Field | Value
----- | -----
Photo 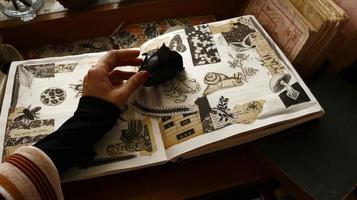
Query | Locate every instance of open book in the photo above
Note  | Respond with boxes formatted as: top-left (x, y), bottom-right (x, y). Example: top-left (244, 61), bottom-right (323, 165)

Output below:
top-left (0, 16), bottom-right (323, 181)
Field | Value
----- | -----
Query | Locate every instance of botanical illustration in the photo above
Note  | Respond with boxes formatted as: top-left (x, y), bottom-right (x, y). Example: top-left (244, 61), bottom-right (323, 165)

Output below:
top-left (209, 96), bottom-right (235, 129)
top-left (228, 53), bottom-right (259, 83)
top-left (212, 96), bottom-right (234, 122)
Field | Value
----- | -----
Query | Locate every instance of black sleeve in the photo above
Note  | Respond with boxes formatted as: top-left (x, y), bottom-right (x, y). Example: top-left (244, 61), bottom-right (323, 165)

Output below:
top-left (34, 96), bottom-right (120, 174)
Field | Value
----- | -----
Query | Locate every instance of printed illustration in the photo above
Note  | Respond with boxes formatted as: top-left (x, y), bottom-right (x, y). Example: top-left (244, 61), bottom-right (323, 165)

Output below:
top-left (239, 16), bottom-right (287, 75)
top-left (14, 105), bottom-right (41, 124)
top-left (69, 80), bottom-right (83, 98)
top-left (270, 73), bottom-right (300, 100)
top-left (194, 96), bottom-right (265, 133)
top-left (162, 75), bottom-right (201, 103)
top-left (168, 34), bottom-right (187, 53)
top-left (278, 82), bottom-right (310, 108)
top-left (159, 112), bottom-right (203, 149)
top-left (131, 100), bottom-right (198, 117)
top-left (18, 65), bottom-right (35, 87)
top-left (22, 63), bottom-right (77, 78)
top-left (250, 31), bottom-right (285, 75)
top-left (194, 96), bottom-right (215, 133)
top-left (203, 72), bottom-right (243, 96)
top-left (185, 24), bottom-right (221, 66)
top-left (3, 106), bottom-right (55, 159)
top-left (73, 37), bottom-right (113, 54)
top-left (219, 21), bottom-right (257, 52)
top-left (111, 30), bottom-right (139, 48)
top-left (228, 53), bottom-right (259, 82)
top-left (140, 22), bottom-right (161, 39)
top-left (212, 96), bottom-right (234, 122)
top-left (4, 134), bottom-right (47, 148)
top-left (232, 100), bottom-right (265, 124)
top-left (209, 96), bottom-right (235, 129)
top-left (106, 118), bottom-right (156, 156)
top-left (40, 88), bottom-right (66, 106)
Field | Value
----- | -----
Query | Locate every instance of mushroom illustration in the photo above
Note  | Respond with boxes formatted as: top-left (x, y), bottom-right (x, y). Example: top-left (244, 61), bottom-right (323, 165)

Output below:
top-left (269, 73), bottom-right (300, 100)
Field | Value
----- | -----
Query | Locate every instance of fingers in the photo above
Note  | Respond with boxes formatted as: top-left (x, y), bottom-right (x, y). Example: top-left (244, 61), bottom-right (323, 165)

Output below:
top-left (109, 70), bottom-right (136, 80)
top-left (109, 70), bottom-right (135, 86)
top-left (95, 49), bottom-right (141, 73)
top-left (118, 71), bottom-right (150, 98)
top-left (119, 57), bottom-right (143, 67)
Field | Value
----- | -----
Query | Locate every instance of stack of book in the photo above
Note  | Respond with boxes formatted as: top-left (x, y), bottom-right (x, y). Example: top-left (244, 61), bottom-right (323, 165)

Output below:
top-left (242, 0), bottom-right (349, 78)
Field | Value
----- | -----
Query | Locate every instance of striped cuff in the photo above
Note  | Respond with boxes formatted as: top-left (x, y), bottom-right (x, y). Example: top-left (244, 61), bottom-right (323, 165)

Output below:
top-left (0, 146), bottom-right (63, 200)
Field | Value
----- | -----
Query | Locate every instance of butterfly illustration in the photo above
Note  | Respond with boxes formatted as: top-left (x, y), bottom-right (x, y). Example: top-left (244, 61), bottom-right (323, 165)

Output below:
top-left (169, 34), bottom-right (187, 53)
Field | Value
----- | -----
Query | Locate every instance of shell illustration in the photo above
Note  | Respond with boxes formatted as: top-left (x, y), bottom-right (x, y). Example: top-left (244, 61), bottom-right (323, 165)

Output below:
top-left (203, 72), bottom-right (243, 96)
top-left (204, 72), bottom-right (227, 85)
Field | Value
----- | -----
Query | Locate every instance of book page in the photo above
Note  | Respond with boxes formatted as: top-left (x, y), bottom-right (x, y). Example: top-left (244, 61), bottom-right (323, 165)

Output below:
top-left (0, 52), bottom-right (168, 181)
top-left (134, 16), bottom-right (323, 160)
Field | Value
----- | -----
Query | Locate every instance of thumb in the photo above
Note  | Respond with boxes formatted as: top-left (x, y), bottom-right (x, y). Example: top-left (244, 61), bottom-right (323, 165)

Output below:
top-left (119, 70), bottom-right (150, 95)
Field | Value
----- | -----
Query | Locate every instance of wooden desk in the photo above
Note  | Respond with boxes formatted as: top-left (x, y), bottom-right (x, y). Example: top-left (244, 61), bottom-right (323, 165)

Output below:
top-left (0, 0), bottom-right (243, 53)
top-left (62, 148), bottom-right (272, 200)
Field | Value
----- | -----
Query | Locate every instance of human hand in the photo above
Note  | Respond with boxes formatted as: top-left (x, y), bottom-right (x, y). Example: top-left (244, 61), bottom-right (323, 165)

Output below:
top-left (83, 49), bottom-right (149, 108)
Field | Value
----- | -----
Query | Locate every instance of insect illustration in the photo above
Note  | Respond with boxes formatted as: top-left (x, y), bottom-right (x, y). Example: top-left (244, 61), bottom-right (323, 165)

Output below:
top-left (140, 22), bottom-right (160, 39)
top-left (169, 34), bottom-right (187, 53)
top-left (14, 106), bottom-right (41, 124)
top-left (69, 80), bottom-right (83, 98)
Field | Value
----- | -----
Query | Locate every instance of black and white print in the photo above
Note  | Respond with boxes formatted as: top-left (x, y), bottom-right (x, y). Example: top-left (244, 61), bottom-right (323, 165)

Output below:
top-left (140, 22), bottom-right (160, 39)
top-left (69, 80), bottom-right (83, 98)
top-left (168, 34), bottom-right (187, 53)
top-left (106, 122), bottom-right (153, 155)
top-left (5, 134), bottom-right (48, 147)
top-left (162, 75), bottom-right (200, 103)
top-left (278, 82), bottom-right (310, 108)
top-left (228, 53), bottom-right (258, 83)
top-left (111, 30), bottom-right (139, 48)
top-left (40, 87), bottom-right (66, 106)
top-left (211, 96), bottom-right (234, 122)
top-left (131, 100), bottom-right (198, 117)
top-left (203, 72), bottom-right (243, 96)
top-left (22, 63), bottom-right (77, 78)
top-left (185, 25), bottom-right (221, 66)
top-left (14, 105), bottom-right (41, 124)
top-left (73, 37), bottom-right (114, 54)
top-left (221, 21), bottom-right (256, 52)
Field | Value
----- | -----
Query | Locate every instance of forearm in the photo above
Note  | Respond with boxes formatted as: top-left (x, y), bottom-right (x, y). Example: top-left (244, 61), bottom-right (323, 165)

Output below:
top-left (34, 96), bottom-right (120, 173)
top-left (0, 146), bottom-right (64, 200)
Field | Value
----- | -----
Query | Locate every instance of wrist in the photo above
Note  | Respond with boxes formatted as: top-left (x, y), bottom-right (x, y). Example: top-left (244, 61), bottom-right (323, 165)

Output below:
top-left (77, 96), bottom-right (121, 121)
